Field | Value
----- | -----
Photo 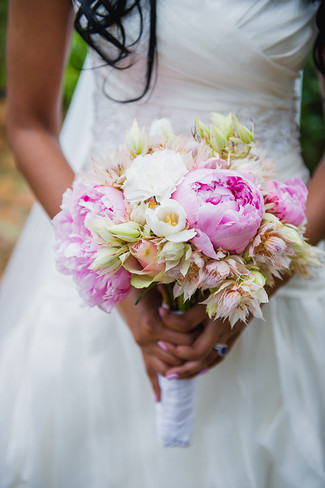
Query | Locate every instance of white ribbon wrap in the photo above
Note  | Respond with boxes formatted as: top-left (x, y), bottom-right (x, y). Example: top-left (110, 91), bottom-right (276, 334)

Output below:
top-left (156, 374), bottom-right (196, 447)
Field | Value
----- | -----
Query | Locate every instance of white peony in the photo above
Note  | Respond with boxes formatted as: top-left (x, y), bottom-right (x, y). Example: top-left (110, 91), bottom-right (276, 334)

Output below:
top-left (122, 150), bottom-right (188, 204)
top-left (145, 199), bottom-right (196, 242)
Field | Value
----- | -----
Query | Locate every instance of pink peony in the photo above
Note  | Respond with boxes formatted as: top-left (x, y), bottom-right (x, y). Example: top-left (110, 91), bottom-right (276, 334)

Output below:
top-left (53, 179), bottom-right (131, 311)
top-left (75, 266), bottom-right (131, 313)
top-left (172, 168), bottom-right (264, 257)
top-left (264, 178), bottom-right (307, 226)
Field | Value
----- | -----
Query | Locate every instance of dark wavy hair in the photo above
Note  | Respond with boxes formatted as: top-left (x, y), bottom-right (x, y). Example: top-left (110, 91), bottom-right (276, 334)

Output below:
top-left (74, 0), bottom-right (325, 102)
top-left (74, 0), bottom-right (157, 102)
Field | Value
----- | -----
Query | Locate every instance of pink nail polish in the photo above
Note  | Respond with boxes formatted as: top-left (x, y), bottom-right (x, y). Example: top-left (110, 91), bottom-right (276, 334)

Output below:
top-left (158, 307), bottom-right (163, 318)
top-left (158, 341), bottom-right (168, 351)
top-left (166, 373), bottom-right (179, 380)
top-left (199, 368), bottom-right (209, 376)
top-left (154, 394), bottom-right (160, 403)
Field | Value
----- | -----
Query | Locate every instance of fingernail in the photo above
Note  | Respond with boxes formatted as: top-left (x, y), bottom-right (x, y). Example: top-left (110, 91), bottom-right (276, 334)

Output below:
top-left (157, 341), bottom-right (168, 351)
top-left (199, 368), bottom-right (209, 376)
top-left (154, 394), bottom-right (160, 403)
top-left (158, 307), bottom-right (163, 318)
top-left (166, 373), bottom-right (179, 380)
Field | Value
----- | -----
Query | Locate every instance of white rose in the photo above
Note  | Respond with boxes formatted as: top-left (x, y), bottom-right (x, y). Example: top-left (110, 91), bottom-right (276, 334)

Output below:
top-left (145, 200), bottom-right (196, 242)
top-left (122, 150), bottom-right (188, 204)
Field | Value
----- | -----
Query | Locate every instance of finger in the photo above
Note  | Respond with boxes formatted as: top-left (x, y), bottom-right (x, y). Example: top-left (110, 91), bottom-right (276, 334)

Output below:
top-left (145, 353), bottom-right (171, 378)
top-left (134, 314), bottom-right (195, 347)
top-left (150, 343), bottom-right (184, 367)
top-left (174, 317), bottom-right (247, 361)
top-left (159, 304), bottom-right (207, 332)
top-left (183, 350), bottom-right (226, 379)
top-left (164, 319), bottom-right (247, 377)
top-left (172, 320), bottom-right (220, 361)
top-left (158, 326), bottom-right (198, 347)
top-left (165, 350), bottom-right (217, 379)
top-left (156, 325), bottom-right (201, 353)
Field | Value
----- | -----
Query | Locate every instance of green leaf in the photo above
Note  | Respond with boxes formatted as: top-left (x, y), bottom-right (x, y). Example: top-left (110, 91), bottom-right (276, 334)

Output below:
top-left (131, 274), bottom-right (157, 289)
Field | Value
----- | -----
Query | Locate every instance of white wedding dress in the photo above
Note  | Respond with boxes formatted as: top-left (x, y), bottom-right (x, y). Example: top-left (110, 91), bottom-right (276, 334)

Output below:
top-left (1, 1), bottom-right (325, 487)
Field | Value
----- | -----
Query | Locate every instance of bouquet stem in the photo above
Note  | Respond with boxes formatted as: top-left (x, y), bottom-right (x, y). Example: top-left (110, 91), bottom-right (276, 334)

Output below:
top-left (160, 284), bottom-right (194, 312)
top-left (156, 292), bottom-right (196, 447)
top-left (156, 374), bottom-right (196, 447)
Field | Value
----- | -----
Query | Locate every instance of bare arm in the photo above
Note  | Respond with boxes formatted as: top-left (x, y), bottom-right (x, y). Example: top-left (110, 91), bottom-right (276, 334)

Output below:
top-left (6, 0), bottom-right (75, 218)
top-left (6, 3), bottom-right (193, 400)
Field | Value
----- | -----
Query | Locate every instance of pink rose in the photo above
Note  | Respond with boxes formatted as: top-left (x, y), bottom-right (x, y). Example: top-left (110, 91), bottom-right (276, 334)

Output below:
top-left (172, 168), bottom-right (264, 256)
top-left (53, 180), bottom-right (130, 311)
top-left (264, 178), bottom-right (307, 226)
top-left (130, 240), bottom-right (165, 277)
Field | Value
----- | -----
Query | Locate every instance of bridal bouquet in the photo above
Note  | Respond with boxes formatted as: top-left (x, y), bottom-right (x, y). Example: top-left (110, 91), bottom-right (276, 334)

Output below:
top-left (53, 113), bottom-right (322, 446)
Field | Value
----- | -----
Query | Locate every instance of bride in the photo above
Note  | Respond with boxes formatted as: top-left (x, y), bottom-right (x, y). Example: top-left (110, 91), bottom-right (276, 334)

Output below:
top-left (1, 0), bottom-right (325, 486)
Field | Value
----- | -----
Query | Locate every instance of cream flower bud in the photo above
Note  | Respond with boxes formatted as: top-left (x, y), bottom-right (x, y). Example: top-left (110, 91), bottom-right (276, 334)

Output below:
top-left (107, 221), bottom-right (142, 242)
top-left (160, 241), bottom-right (186, 263)
top-left (210, 124), bottom-right (227, 152)
top-left (195, 118), bottom-right (210, 139)
top-left (211, 112), bottom-right (237, 138)
top-left (282, 227), bottom-right (304, 247)
top-left (86, 216), bottom-right (119, 244)
top-left (237, 122), bottom-right (254, 144)
top-left (130, 202), bottom-right (147, 225)
top-left (263, 212), bottom-right (282, 226)
top-left (149, 118), bottom-right (174, 138)
top-left (250, 270), bottom-right (266, 287)
top-left (90, 247), bottom-right (122, 271)
top-left (210, 112), bottom-right (226, 125)
top-left (126, 119), bottom-right (148, 156)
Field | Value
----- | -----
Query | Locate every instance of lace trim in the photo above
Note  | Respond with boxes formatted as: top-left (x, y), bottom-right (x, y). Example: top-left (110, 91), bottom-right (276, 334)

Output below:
top-left (89, 85), bottom-right (300, 159)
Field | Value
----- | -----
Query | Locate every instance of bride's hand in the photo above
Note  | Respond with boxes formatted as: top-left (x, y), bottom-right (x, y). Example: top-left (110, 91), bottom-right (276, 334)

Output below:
top-left (117, 287), bottom-right (197, 398)
top-left (159, 307), bottom-right (247, 379)
top-left (158, 274), bottom-right (292, 379)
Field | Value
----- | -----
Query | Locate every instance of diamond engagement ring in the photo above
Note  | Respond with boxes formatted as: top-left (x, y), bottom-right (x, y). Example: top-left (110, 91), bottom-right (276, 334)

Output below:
top-left (213, 343), bottom-right (228, 356)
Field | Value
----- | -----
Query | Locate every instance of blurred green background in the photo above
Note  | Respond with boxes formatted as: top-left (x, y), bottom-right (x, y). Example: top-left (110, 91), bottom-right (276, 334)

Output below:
top-left (300, 57), bottom-right (325, 171)
top-left (0, 2), bottom-right (325, 274)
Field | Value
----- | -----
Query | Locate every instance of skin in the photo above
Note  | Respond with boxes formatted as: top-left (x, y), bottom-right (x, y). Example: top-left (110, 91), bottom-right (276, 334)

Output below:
top-left (6, 0), bottom-right (325, 401)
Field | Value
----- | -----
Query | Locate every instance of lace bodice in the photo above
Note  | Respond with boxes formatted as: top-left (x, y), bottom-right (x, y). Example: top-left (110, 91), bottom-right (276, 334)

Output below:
top-left (75, 0), bottom-right (318, 181)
